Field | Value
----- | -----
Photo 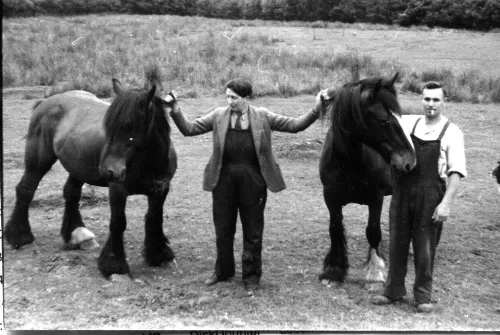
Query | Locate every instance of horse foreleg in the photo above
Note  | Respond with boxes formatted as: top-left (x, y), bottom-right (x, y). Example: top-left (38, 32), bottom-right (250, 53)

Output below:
top-left (320, 186), bottom-right (348, 284)
top-left (61, 176), bottom-right (99, 250)
top-left (143, 189), bottom-right (175, 266)
top-left (365, 196), bottom-right (385, 283)
top-left (98, 184), bottom-right (129, 277)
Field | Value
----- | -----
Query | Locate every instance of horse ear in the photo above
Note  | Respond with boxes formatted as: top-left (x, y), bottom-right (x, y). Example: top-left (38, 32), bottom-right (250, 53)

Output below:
top-left (361, 79), bottom-right (382, 102)
top-left (390, 72), bottom-right (399, 87)
top-left (147, 85), bottom-right (157, 103)
top-left (381, 72), bottom-right (399, 89)
top-left (112, 78), bottom-right (123, 95)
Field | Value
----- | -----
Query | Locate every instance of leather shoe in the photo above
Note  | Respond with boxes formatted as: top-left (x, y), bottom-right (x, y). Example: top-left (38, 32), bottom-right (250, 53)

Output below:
top-left (371, 295), bottom-right (401, 305)
top-left (204, 274), bottom-right (222, 286)
top-left (244, 283), bottom-right (259, 296)
top-left (204, 274), bottom-right (233, 286)
top-left (417, 303), bottom-right (434, 313)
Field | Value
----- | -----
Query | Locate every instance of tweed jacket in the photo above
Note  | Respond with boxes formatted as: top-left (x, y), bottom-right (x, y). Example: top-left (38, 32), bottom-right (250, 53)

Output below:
top-left (170, 104), bottom-right (320, 192)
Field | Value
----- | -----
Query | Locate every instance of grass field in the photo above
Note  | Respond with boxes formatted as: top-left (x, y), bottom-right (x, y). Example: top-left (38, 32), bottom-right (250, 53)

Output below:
top-left (2, 14), bottom-right (500, 331)
top-left (2, 15), bottom-right (500, 102)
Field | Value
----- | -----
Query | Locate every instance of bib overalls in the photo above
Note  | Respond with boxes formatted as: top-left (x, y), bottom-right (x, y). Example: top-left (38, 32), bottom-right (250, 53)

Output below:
top-left (384, 118), bottom-right (450, 304)
top-left (212, 126), bottom-right (267, 287)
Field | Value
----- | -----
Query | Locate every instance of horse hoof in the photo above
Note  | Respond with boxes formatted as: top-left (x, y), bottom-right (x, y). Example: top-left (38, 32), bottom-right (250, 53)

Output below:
top-left (99, 262), bottom-right (130, 278)
top-left (143, 245), bottom-right (175, 266)
top-left (365, 282), bottom-right (384, 292)
top-left (98, 254), bottom-right (130, 278)
top-left (366, 270), bottom-right (385, 283)
top-left (69, 227), bottom-right (97, 249)
top-left (109, 274), bottom-right (132, 283)
top-left (320, 266), bottom-right (347, 283)
top-left (6, 230), bottom-right (35, 249)
top-left (80, 238), bottom-right (100, 250)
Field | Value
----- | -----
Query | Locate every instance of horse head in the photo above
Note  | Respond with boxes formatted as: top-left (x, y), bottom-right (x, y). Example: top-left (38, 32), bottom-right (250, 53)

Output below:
top-left (325, 73), bottom-right (416, 174)
top-left (99, 78), bottom-right (171, 184)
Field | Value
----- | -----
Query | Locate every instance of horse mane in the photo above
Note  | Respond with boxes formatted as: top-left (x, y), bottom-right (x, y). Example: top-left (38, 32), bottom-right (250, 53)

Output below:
top-left (103, 88), bottom-right (170, 143)
top-left (322, 76), bottom-right (401, 154)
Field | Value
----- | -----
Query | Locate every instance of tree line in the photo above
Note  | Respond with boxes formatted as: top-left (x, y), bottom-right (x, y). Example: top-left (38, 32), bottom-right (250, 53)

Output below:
top-left (3, 0), bottom-right (500, 31)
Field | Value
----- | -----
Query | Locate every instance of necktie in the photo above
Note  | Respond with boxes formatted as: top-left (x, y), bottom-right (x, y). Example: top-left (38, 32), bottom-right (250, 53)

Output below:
top-left (234, 111), bottom-right (242, 129)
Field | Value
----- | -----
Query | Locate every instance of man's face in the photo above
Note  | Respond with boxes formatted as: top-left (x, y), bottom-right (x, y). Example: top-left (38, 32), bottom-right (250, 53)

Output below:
top-left (421, 88), bottom-right (444, 119)
top-left (226, 88), bottom-right (248, 112)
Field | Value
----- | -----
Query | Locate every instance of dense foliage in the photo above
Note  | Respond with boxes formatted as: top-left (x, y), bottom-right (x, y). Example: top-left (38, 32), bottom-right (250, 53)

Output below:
top-left (3, 0), bottom-right (500, 31)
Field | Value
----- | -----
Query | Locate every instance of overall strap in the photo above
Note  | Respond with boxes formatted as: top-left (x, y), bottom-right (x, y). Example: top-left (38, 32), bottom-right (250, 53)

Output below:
top-left (437, 120), bottom-right (451, 141)
top-left (411, 117), bottom-right (422, 135)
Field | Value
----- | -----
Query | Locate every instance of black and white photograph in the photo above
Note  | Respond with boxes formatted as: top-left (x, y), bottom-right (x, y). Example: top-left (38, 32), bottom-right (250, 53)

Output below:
top-left (2, 0), bottom-right (500, 331)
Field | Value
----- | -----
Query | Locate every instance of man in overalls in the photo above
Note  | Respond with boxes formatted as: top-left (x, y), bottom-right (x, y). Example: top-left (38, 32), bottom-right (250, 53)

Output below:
top-left (372, 81), bottom-right (467, 313)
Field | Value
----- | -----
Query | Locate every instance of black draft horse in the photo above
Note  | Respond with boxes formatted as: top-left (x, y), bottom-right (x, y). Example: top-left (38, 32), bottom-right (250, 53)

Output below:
top-left (5, 78), bottom-right (177, 278)
top-left (319, 73), bottom-right (416, 285)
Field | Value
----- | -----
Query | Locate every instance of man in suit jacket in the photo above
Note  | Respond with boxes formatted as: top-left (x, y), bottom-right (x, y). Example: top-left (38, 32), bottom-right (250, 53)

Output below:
top-left (166, 79), bottom-right (326, 295)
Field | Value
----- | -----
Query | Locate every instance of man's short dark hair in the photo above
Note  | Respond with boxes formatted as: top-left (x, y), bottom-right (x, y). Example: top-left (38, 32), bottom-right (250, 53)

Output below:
top-left (422, 81), bottom-right (447, 97)
top-left (226, 79), bottom-right (252, 98)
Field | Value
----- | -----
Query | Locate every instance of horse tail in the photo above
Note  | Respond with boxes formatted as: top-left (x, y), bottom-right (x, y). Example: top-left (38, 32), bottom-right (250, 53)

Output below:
top-left (20, 100), bottom-right (45, 140)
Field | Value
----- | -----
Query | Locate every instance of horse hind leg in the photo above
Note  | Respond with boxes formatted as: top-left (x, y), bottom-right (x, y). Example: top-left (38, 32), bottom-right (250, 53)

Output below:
top-left (365, 197), bottom-right (386, 283)
top-left (143, 190), bottom-right (175, 266)
top-left (5, 138), bottom-right (57, 249)
top-left (61, 176), bottom-right (99, 250)
top-left (320, 187), bottom-right (349, 284)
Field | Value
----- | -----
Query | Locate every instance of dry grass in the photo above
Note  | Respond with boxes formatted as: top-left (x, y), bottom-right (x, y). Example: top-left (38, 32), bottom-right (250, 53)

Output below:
top-left (2, 15), bottom-right (500, 102)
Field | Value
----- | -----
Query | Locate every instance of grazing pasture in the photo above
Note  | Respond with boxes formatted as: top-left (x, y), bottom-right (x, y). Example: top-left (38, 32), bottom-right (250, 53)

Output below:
top-left (2, 15), bottom-right (500, 331)
top-left (2, 15), bottom-right (500, 102)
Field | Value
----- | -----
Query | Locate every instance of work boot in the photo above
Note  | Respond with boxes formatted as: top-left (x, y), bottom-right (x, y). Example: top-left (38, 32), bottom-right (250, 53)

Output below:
top-left (417, 303), bottom-right (434, 313)
top-left (371, 295), bottom-right (401, 305)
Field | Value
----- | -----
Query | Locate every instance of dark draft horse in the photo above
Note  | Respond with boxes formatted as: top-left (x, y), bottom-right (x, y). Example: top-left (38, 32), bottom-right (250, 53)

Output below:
top-left (319, 73), bottom-right (416, 285)
top-left (493, 161), bottom-right (500, 194)
top-left (5, 78), bottom-right (177, 278)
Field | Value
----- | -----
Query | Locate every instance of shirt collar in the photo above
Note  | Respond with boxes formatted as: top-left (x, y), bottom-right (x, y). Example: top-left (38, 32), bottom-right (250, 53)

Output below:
top-left (231, 105), bottom-right (249, 117)
top-left (422, 115), bottom-right (448, 134)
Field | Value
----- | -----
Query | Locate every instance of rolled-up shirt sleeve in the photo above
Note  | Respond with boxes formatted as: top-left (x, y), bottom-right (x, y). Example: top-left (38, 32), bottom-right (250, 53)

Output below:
top-left (442, 124), bottom-right (467, 178)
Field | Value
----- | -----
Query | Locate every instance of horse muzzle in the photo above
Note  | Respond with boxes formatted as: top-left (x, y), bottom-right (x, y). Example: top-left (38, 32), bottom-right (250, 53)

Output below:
top-left (99, 160), bottom-right (127, 183)
top-left (390, 151), bottom-right (416, 175)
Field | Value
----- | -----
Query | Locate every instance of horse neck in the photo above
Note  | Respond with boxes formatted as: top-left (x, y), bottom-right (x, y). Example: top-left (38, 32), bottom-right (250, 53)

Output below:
top-left (331, 127), bottom-right (364, 160)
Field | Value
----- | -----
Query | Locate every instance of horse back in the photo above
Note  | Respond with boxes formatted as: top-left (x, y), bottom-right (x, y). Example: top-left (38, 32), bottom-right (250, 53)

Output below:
top-left (28, 91), bottom-right (110, 184)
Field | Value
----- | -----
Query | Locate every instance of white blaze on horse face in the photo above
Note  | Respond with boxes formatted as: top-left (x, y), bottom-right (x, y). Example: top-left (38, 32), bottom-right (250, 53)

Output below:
top-left (392, 111), bottom-right (415, 152)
